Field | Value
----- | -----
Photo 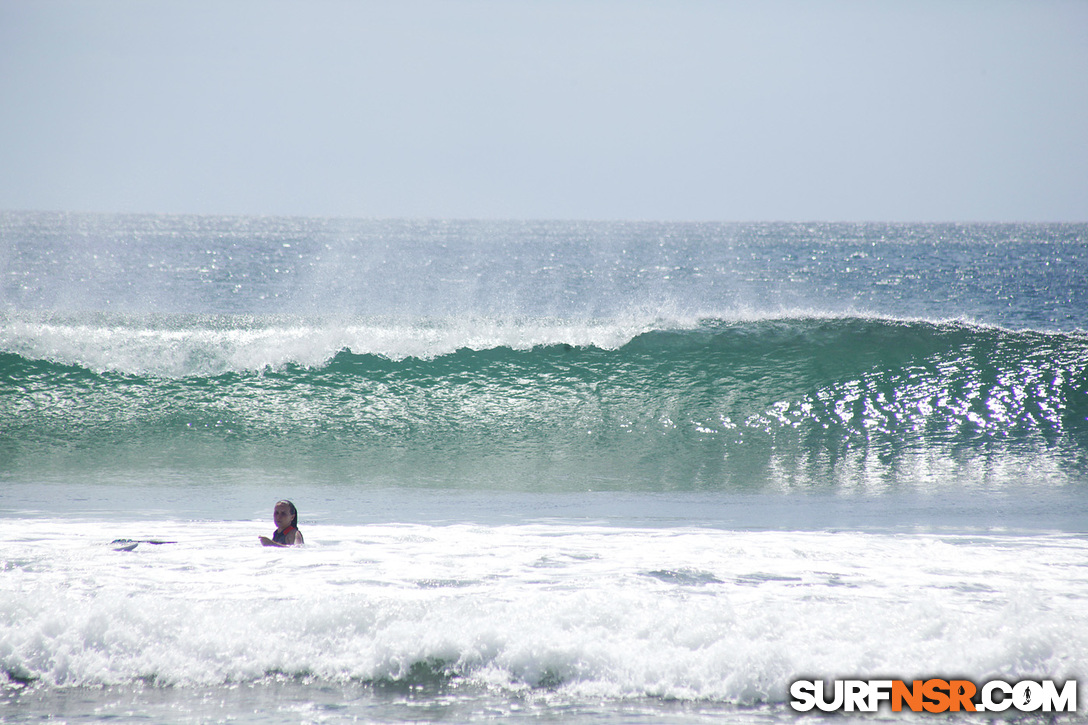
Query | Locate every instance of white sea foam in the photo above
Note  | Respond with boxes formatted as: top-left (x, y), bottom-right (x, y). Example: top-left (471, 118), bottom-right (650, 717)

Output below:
top-left (2, 520), bottom-right (1085, 706)
top-left (0, 309), bottom-right (1031, 377)
top-left (0, 314), bottom-right (681, 375)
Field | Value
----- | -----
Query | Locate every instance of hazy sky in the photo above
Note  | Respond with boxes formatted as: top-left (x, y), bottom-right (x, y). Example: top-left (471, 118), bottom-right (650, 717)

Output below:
top-left (2, 0), bottom-right (1086, 221)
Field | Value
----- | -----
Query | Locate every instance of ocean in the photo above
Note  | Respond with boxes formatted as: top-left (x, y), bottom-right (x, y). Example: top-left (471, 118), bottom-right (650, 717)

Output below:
top-left (1, 212), bottom-right (1086, 723)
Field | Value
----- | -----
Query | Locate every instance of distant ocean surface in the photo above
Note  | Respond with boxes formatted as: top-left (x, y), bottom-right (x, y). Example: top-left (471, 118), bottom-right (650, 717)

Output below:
top-left (2, 212), bottom-right (1086, 723)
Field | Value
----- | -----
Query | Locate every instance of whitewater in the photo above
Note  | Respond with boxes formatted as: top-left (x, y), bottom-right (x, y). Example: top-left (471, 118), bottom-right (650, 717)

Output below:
top-left (2, 213), bottom-right (1086, 723)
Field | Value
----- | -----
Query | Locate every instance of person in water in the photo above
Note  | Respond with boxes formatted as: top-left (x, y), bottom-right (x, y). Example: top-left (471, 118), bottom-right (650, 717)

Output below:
top-left (259, 500), bottom-right (304, 547)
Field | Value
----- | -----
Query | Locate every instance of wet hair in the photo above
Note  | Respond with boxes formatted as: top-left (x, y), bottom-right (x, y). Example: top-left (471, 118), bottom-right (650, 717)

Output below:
top-left (277, 499), bottom-right (298, 529)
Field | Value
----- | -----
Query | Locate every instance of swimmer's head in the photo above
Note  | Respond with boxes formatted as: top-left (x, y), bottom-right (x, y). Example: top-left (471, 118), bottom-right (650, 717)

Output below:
top-left (273, 500), bottom-right (298, 530)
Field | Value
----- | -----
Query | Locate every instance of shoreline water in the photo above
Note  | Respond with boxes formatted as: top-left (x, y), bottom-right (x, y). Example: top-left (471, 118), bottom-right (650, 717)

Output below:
top-left (4, 487), bottom-right (1088, 536)
top-left (4, 519), bottom-right (1087, 722)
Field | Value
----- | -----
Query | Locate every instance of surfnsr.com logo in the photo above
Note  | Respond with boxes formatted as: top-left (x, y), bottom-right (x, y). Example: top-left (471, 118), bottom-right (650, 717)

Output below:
top-left (789, 679), bottom-right (1078, 713)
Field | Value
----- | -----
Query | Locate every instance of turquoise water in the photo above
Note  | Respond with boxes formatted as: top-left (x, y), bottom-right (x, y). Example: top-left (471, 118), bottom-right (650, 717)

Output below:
top-left (3, 318), bottom-right (1087, 497)
top-left (1, 213), bottom-right (1086, 722)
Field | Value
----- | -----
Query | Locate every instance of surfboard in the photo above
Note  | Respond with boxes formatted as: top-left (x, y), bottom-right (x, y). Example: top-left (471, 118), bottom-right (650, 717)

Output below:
top-left (111, 538), bottom-right (178, 551)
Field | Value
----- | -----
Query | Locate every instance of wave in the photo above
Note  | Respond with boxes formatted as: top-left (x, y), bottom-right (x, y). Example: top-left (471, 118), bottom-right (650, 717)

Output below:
top-left (3, 315), bottom-right (1087, 490)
